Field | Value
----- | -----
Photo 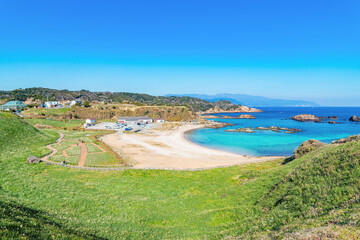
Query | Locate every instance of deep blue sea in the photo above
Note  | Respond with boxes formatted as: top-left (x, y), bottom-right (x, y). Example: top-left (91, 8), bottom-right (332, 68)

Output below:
top-left (186, 107), bottom-right (360, 156)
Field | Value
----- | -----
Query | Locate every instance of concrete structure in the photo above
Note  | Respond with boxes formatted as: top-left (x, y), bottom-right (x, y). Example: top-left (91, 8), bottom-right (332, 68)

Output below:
top-left (118, 117), bottom-right (153, 124)
top-left (0, 101), bottom-right (27, 111)
top-left (44, 101), bottom-right (63, 108)
top-left (154, 118), bottom-right (165, 123)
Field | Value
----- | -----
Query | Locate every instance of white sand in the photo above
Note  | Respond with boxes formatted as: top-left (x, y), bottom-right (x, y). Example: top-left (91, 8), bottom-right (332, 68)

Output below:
top-left (101, 124), bottom-right (281, 170)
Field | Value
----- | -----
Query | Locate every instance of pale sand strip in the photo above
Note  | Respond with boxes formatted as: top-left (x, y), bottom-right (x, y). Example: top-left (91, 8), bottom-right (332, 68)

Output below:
top-left (101, 124), bottom-right (281, 170)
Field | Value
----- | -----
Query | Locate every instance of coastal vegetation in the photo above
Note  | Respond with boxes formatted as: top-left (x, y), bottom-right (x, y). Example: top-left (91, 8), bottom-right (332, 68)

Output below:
top-left (23, 105), bottom-right (195, 122)
top-left (0, 87), bottom-right (243, 112)
top-left (1, 112), bottom-right (360, 239)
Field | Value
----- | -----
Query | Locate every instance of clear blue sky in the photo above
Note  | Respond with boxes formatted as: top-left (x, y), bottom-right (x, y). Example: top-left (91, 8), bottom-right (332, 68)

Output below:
top-left (0, 0), bottom-right (359, 106)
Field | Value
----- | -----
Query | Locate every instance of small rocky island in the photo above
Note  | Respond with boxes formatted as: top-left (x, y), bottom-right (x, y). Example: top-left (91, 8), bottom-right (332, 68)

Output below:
top-left (291, 114), bottom-right (321, 122)
top-left (349, 115), bottom-right (360, 122)
top-left (225, 126), bottom-right (302, 134)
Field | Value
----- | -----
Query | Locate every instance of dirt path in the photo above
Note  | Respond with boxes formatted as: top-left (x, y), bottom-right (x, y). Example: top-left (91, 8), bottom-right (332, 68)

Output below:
top-left (42, 132), bottom-right (64, 161)
top-left (77, 142), bottom-right (88, 167)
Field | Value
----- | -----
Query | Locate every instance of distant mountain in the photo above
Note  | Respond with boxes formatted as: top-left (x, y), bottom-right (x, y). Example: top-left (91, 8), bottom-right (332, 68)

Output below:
top-left (165, 93), bottom-right (320, 107)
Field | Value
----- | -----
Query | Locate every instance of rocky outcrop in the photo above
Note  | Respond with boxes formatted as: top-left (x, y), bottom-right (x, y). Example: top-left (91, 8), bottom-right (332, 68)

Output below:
top-left (26, 154), bottom-right (42, 164)
top-left (328, 116), bottom-right (338, 120)
top-left (328, 121), bottom-right (339, 124)
top-left (203, 106), bottom-right (263, 114)
top-left (349, 116), bottom-right (360, 122)
top-left (201, 115), bottom-right (219, 119)
top-left (331, 135), bottom-right (360, 144)
top-left (221, 114), bottom-right (255, 119)
top-left (236, 106), bottom-right (263, 113)
top-left (225, 126), bottom-right (302, 134)
top-left (294, 140), bottom-right (327, 158)
top-left (291, 114), bottom-right (321, 122)
top-left (225, 127), bottom-right (254, 133)
top-left (205, 122), bottom-right (234, 129)
top-left (254, 126), bottom-right (302, 133)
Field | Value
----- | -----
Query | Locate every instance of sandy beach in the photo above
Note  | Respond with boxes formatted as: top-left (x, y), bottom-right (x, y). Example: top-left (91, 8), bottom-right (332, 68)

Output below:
top-left (100, 123), bottom-right (281, 170)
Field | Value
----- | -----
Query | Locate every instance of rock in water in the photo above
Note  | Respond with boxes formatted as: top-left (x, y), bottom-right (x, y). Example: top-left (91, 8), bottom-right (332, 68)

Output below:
top-left (291, 114), bottom-right (321, 122)
top-left (206, 122), bottom-right (234, 129)
top-left (221, 114), bottom-right (255, 119)
top-left (349, 116), bottom-right (360, 122)
top-left (225, 127), bottom-right (254, 133)
top-left (294, 140), bottom-right (327, 158)
top-left (26, 154), bottom-right (42, 164)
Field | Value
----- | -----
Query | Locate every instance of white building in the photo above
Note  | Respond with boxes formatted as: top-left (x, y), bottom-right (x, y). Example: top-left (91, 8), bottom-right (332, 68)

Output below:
top-left (44, 101), bottom-right (62, 108)
top-left (118, 117), bottom-right (153, 124)
top-left (154, 118), bottom-right (165, 123)
top-left (69, 100), bottom-right (82, 106)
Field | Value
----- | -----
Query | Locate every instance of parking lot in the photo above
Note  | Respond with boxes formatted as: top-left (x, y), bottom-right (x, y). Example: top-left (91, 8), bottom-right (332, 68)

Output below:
top-left (86, 121), bottom-right (156, 133)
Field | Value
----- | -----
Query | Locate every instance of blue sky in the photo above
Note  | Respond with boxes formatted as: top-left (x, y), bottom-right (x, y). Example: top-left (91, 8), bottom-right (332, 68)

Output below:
top-left (0, 0), bottom-right (359, 106)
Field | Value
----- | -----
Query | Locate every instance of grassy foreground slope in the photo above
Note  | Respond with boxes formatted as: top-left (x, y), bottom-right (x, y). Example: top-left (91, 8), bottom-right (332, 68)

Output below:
top-left (1, 113), bottom-right (360, 239)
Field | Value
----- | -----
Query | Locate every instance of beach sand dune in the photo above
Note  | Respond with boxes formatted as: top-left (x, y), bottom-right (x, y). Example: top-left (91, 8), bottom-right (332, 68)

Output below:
top-left (101, 124), bottom-right (280, 170)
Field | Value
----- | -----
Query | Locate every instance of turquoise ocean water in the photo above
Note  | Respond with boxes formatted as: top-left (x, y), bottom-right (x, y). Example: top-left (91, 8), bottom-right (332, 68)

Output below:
top-left (186, 107), bottom-right (360, 156)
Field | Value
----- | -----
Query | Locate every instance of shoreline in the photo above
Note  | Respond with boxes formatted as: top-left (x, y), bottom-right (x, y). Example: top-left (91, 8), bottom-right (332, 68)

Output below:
top-left (100, 123), bottom-right (282, 170)
top-left (183, 127), bottom-right (250, 157)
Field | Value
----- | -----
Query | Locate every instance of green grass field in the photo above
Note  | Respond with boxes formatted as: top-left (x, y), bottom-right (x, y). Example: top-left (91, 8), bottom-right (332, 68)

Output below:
top-left (25, 118), bottom-right (84, 128)
top-left (24, 107), bottom-right (73, 115)
top-left (1, 112), bottom-right (360, 239)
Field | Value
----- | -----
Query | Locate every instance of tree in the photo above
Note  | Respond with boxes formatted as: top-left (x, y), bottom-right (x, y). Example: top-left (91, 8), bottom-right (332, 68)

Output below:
top-left (83, 101), bottom-right (90, 108)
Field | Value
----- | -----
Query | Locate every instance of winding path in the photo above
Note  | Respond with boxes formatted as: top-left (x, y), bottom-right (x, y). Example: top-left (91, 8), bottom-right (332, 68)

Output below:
top-left (41, 132), bottom-right (64, 161)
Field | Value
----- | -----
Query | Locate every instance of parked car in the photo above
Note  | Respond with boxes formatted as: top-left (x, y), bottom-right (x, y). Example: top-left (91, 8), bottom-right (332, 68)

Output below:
top-left (124, 127), bottom-right (133, 131)
top-left (105, 126), bottom-right (112, 129)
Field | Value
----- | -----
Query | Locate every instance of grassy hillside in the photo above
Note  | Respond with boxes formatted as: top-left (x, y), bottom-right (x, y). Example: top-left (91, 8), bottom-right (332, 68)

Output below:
top-left (1, 113), bottom-right (360, 239)
top-left (23, 104), bottom-right (195, 121)
top-left (0, 112), bottom-right (58, 156)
